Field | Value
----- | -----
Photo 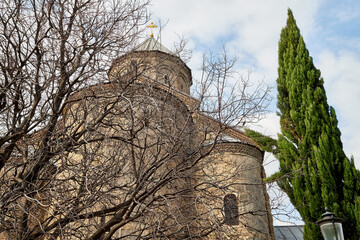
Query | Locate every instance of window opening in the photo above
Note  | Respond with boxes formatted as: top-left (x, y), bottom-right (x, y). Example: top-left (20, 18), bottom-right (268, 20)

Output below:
top-left (224, 194), bottom-right (239, 225)
top-left (164, 75), bottom-right (169, 85)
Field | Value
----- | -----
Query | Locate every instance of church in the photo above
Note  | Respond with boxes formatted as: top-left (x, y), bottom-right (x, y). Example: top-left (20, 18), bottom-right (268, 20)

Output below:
top-left (89, 24), bottom-right (275, 238)
top-left (1, 27), bottom-right (275, 239)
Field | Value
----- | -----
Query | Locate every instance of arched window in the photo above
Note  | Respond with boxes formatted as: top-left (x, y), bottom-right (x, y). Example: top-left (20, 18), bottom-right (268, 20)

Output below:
top-left (224, 194), bottom-right (239, 225)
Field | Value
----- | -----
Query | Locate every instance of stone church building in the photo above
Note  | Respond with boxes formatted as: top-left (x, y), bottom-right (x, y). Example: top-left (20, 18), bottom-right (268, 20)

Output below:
top-left (1, 34), bottom-right (275, 239)
top-left (100, 35), bottom-right (275, 239)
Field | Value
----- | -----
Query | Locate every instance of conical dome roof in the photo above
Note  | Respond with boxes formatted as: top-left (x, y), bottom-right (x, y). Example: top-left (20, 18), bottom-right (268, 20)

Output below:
top-left (133, 37), bottom-right (173, 55)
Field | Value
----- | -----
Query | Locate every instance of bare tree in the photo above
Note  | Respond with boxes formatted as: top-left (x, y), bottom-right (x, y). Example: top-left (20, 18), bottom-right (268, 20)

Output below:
top-left (0, 1), bottom-right (273, 239)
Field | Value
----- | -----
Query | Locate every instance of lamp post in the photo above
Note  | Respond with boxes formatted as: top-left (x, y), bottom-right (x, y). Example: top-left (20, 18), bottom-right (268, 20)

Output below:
top-left (316, 208), bottom-right (344, 240)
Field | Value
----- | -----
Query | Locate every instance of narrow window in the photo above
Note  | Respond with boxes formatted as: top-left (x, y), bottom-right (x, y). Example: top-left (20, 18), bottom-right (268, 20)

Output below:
top-left (224, 194), bottom-right (239, 225)
top-left (164, 75), bottom-right (169, 85)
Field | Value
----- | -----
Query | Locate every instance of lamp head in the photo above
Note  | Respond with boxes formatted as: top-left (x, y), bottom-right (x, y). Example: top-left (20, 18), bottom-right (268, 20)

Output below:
top-left (316, 208), bottom-right (344, 240)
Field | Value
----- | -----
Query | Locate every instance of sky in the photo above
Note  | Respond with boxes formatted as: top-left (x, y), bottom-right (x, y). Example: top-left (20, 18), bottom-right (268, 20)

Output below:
top-left (146, 0), bottom-right (360, 225)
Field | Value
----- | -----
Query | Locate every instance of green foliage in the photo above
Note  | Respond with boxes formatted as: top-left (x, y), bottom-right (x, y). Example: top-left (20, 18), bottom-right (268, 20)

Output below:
top-left (256, 8), bottom-right (360, 239)
top-left (244, 129), bottom-right (278, 155)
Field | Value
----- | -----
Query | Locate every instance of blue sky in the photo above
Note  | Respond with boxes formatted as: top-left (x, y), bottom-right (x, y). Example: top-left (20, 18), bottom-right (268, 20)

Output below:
top-left (147, 0), bottom-right (360, 224)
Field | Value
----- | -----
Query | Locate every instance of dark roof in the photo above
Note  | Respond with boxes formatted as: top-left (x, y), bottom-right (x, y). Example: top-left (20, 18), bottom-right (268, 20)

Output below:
top-left (274, 225), bottom-right (304, 240)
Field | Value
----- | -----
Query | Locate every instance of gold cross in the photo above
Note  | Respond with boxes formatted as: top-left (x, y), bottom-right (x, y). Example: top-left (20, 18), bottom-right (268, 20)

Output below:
top-left (146, 22), bottom-right (158, 37)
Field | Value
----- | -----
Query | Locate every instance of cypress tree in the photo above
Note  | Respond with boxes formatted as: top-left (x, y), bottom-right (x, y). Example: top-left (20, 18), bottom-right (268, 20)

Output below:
top-left (273, 9), bottom-right (360, 239)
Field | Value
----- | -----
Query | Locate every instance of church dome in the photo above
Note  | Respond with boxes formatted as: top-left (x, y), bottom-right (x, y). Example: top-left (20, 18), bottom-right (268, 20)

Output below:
top-left (109, 37), bottom-right (192, 94)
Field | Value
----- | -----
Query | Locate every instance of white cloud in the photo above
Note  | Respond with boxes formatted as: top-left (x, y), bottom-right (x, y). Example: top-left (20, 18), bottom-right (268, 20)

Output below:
top-left (249, 112), bottom-right (280, 137)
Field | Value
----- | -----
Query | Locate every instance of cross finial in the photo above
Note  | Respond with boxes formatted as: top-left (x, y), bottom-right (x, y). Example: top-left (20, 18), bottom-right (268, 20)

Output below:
top-left (146, 22), bottom-right (158, 37)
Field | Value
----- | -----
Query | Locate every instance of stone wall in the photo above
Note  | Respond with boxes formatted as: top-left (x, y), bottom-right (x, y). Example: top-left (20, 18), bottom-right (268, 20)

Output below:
top-left (194, 142), bottom-right (274, 239)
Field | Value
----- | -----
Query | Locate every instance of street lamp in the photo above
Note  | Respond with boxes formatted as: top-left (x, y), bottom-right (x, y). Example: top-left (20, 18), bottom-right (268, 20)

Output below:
top-left (316, 208), bottom-right (344, 240)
